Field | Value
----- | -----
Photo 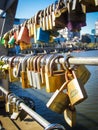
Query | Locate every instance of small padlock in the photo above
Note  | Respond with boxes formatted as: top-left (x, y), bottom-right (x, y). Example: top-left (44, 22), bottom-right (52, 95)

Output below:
top-left (18, 109), bottom-right (28, 121)
top-left (64, 105), bottom-right (76, 127)
top-left (5, 93), bottom-right (15, 114)
top-left (10, 97), bottom-right (20, 120)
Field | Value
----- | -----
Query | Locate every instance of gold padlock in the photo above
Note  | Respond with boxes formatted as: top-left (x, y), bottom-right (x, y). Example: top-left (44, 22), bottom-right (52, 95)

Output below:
top-left (74, 64), bottom-right (91, 85)
top-left (21, 57), bottom-right (31, 88)
top-left (46, 81), bottom-right (70, 114)
top-left (45, 55), bottom-right (65, 93)
top-left (64, 105), bottom-right (76, 127)
top-left (66, 69), bottom-right (87, 105)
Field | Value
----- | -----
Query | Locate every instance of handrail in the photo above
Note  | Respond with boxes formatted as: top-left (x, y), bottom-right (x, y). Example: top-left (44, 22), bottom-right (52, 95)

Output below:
top-left (0, 86), bottom-right (65, 130)
top-left (1, 55), bottom-right (98, 66)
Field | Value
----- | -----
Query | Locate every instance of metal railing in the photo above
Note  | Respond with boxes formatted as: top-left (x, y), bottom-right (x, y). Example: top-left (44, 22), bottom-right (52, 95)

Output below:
top-left (0, 86), bottom-right (65, 130)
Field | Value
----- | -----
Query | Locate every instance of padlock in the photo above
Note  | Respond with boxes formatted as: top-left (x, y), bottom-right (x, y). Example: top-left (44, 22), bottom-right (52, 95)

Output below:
top-left (74, 64), bottom-right (91, 85)
top-left (45, 55), bottom-right (65, 93)
top-left (42, 9), bottom-right (46, 30)
top-left (10, 97), bottom-right (21, 120)
top-left (27, 56), bottom-right (34, 87)
top-left (66, 69), bottom-right (87, 105)
top-left (35, 55), bottom-right (45, 89)
top-left (8, 35), bottom-right (15, 45)
top-left (32, 56), bottom-right (40, 89)
top-left (40, 54), bottom-right (51, 85)
top-left (17, 22), bottom-right (30, 44)
top-left (5, 93), bottom-right (15, 114)
top-left (46, 81), bottom-right (70, 114)
top-left (3, 32), bottom-right (9, 41)
top-left (29, 56), bottom-right (37, 88)
top-left (13, 57), bottom-right (21, 78)
top-left (18, 109), bottom-right (28, 121)
top-left (64, 105), bottom-right (76, 127)
top-left (48, 5), bottom-right (53, 30)
top-left (39, 10), bottom-right (43, 29)
top-left (21, 56), bottom-right (31, 88)
top-left (8, 56), bottom-right (19, 82)
top-left (28, 18), bottom-right (34, 37)
top-left (45, 7), bottom-right (50, 30)
top-left (80, 0), bottom-right (97, 6)
top-left (0, 64), bottom-right (7, 79)
top-left (34, 10), bottom-right (42, 43)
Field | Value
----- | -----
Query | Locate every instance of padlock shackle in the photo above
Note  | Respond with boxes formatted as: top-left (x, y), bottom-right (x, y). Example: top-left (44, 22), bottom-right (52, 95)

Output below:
top-left (33, 56), bottom-right (39, 72)
top-left (9, 56), bottom-right (16, 67)
top-left (49, 55), bottom-right (64, 76)
top-left (37, 55), bottom-right (45, 72)
top-left (30, 56), bottom-right (36, 70)
top-left (45, 54), bottom-right (55, 73)
top-left (21, 56), bottom-right (31, 71)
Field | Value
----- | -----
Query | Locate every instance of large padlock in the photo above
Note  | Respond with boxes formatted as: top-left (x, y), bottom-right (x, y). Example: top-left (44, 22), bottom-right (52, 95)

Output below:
top-left (45, 55), bottom-right (65, 93)
top-left (64, 105), bottom-right (76, 127)
top-left (74, 64), bottom-right (91, 85)
top-left (66, 69), bottom-right (87, 105)
top-left (46, 81), bottom-right (70, 114)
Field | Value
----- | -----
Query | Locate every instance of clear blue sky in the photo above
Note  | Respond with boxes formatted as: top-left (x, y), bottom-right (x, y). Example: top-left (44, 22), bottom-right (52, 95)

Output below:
top-left (15, 0), bottom-right (98, 35)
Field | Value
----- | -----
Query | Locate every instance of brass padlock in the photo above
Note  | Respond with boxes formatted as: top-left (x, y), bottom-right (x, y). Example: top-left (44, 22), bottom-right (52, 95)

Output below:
top-left (46, 81), bottom-right (70, 114)
top-left (74, 64), bottom-right (91, 85)
top-left (64, 105), bottom-right (76, 127)
top-left (45, 55), bottom-right (65, 93)
top-left (21, 57), bottom-right (31, 88)
top-left (66, 69), bottom-right (87, 105)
